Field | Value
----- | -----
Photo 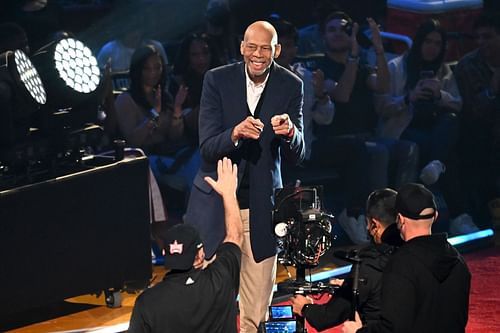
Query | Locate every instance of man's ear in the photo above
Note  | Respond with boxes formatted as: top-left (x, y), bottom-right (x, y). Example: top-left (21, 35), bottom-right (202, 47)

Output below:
top-left (240, 40), bottom-right (245, 56)
top-left (273, 43), bottom-right (282, 59)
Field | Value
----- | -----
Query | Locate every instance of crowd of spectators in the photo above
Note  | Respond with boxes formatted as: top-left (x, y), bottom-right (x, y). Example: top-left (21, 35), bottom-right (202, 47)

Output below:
top-left (1, 0), bottom-right (499, 241)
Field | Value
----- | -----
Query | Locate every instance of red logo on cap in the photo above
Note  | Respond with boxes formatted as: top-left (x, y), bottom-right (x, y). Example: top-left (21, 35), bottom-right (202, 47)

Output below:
top-left (169, 240), bottom-right (183, 254)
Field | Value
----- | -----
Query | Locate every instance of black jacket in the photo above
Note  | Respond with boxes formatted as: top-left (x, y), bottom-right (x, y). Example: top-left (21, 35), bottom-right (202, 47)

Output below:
top-left (359, 233), bottom-right (471, 333)
top-left (303, 223), bottom-right (403, 331)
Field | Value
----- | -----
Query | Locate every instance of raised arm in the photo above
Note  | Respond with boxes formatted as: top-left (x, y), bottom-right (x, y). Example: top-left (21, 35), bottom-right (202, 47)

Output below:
top-left (204, 157), bottom-right (243, 247)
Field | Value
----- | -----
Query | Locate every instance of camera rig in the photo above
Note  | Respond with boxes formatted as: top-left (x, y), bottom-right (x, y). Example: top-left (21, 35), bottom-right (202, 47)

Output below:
top-left (273, 185), bottom-right (334, 269)
top-left (272, 185), bottom-right (336, 332)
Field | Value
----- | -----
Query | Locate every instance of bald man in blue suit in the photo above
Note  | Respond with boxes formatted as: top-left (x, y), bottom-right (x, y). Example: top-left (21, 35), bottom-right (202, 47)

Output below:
top-left (185, 21), bottom-right (305, 333)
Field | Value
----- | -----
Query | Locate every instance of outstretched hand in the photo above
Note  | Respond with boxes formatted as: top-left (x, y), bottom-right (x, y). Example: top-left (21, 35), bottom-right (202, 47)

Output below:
top-left (204, 157), bottom-right (238, 198)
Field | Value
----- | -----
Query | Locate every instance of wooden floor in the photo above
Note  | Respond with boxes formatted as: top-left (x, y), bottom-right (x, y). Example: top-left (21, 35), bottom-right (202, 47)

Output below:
top-left (5, 261), bottom-right (340, 333)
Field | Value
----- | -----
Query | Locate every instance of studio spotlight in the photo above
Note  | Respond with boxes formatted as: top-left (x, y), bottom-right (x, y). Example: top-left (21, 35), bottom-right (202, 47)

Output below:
top-left (53, 38), bottom-right (100, 94)
top-left (0, 49), bottom-right (46, 149)
top-left (0, 49), bottom-right (46, 106)
top-left (32, 35), bottom-right (101, 108)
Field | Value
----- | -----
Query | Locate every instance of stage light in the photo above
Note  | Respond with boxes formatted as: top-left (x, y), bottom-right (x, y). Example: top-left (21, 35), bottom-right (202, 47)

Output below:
top-left (0, 49), bottom-right (47, 151)
top-left (32, 35), bottom-right (101, 108)
top-left (53, 38), bottom-right (100, 94)
top-left (0, 49), bottom-right (46, 106)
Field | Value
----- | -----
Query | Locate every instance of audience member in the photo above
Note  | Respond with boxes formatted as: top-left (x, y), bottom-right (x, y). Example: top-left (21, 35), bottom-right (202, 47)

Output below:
top-left (454, 11), bottom-right (500, 229)
top-left (271, 18), bottom-right (335, 161)
top-left (185, 21), bottom-right (305, 333)
top-left (343, 183), bottom-right (471, 333)
top-left (97, 29), bottom-right (168, 74)
top-left (128, 157), bottom-right (242, 333)
top-left (114, 44), bottom-right (200, 193)
top-left (297, 0), bottom-right (387, 57)
top-left (170, 33), bottom-right (222, 142)
top-left (291, 188), bottom-right (403, 331)
top-left (297, 0), bottom-right (340, 56)
top-left (204, 0), bottom-right (241, 64)
top-left (311, 11), bottom-right (417, 242)
top-left (375, 18), bottom-right (478, 235)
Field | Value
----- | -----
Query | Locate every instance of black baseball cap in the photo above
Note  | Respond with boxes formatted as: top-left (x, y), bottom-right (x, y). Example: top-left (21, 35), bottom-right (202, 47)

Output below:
top-left (161, 224), bottom-right (203, 271)
top-left (396, 183), bottom-right (437, 220)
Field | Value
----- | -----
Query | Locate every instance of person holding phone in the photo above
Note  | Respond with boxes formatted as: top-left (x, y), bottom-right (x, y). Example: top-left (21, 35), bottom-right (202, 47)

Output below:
top-left (307, 11), bottom-right (418, 245)
top-left (374, 18), bottom-right (478, 236)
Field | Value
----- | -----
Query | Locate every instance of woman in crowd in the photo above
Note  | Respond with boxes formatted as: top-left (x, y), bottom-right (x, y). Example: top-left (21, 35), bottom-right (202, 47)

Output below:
top-left (115, 43), bottom-right (200, 194)
top-left (376, 18), bottom-right (478, 235)
top-left (170, 33), bottom-right (222, 141)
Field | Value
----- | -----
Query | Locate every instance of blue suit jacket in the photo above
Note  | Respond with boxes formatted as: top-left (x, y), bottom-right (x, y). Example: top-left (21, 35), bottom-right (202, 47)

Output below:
top-left (185, 61), bottom-right (305, 262)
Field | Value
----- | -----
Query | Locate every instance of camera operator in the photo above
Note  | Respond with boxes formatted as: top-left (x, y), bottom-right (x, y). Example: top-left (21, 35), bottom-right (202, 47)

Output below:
top-left (343, 183), bottom-right (471, 333)
top-left (289, 188), bottom-right (403, 331)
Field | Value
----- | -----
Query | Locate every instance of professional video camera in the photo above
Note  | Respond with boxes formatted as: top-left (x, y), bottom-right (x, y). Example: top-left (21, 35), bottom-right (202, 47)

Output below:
top-left (273, 185), bottom-right (334, 269)
top-left (266, 185), bottom-right (335, 332)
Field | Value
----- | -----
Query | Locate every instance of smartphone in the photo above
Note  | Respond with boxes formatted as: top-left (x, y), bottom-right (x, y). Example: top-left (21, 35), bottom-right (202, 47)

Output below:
top-left (263, 320), bottom-right (297, 333)
top-left (269, 305), bottom-right (294, 320)
top-left (419, 70), bottom-right (435, 80)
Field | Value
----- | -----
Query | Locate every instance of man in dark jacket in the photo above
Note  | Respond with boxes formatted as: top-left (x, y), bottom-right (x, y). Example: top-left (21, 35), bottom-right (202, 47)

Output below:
top-left (344, 183), bottom-right (471, 333)
top-left (290, 188), bottom-right (403, 330)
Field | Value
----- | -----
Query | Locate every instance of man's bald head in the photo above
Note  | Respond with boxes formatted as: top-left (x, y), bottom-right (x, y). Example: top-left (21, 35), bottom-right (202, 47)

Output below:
top-left (243, 21), bottom-right (279, 46)
top-left (240, 21), bottom-right (281, 83)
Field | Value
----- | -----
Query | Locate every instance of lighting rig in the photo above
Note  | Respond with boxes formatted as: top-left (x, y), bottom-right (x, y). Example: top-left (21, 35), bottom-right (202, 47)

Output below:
top-left (0, 35), bottom-right (106, 190)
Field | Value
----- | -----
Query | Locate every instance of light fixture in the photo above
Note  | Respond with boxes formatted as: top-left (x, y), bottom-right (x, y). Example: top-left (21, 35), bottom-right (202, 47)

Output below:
top-left (0, 49), bottom-right (46, 150)
top-left (53, 37), bottom-right (100, 94)
top-left (0, 49), bottom-right (46, 106)
top-left (32, 35), bottom-right (101, 108)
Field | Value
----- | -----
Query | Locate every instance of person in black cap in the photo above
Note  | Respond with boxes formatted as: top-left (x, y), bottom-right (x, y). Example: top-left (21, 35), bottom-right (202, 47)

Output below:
top-left (343, 182), bottom-right (471, 333)
top-left (290, 188), bottom-right (403, 331)
top-left (128, 157), bottom-right (242, 333)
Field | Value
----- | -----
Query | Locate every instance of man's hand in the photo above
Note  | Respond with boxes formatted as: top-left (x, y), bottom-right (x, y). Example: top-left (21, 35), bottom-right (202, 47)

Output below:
top-left (330, 278), bottom-right (344, 286)
top-left (367, 17), bottom-right (384, 55)
top-left (289, 295), bottom-right (313, 315)
top-left (204, 157), bottom-right (238, 198)
top-left (271, 113), bottom-right (294, 138)
top-left (342, 311), bottom-right (363, 333)
top-left (231, 116), bottom-right (264, 142)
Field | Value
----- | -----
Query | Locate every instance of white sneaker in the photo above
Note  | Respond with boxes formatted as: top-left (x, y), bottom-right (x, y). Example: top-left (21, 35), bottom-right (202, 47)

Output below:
top-left (420, 160), bottom-right (446, 185)
top-left (337, 209), bottom-right (369, 245)
top-left (448, 213), bottom-right (480, 236)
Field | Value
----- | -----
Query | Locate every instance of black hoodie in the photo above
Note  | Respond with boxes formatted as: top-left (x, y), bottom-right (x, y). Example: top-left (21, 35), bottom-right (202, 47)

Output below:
top-left (303, 223), bottom-right (403, 331)
top-left (359, 233), bottom-right (471, 333)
